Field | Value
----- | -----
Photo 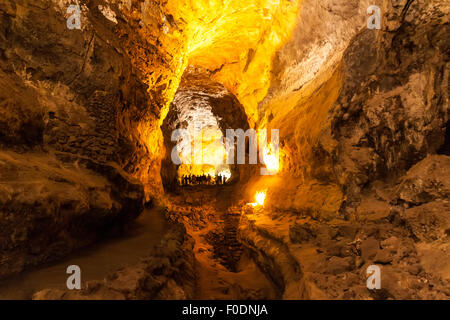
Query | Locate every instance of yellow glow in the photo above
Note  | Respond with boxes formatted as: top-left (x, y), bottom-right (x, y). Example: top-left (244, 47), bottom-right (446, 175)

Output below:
top-left (258, 129), bottom-right (281, 174)
top-left (217, 169), bottom-right (232, 181)
top-left (164, 0), bottom-right (300, 123)
top-left (177, 126), bottom-right (230, 179)
top-left (129, 0), bottom-right (300, 198)
top-left (250, 189), bottom-right (267, 207)
top-left (262, 144), bottom-right (279, 174)
top-left (255, 190), bottom-right (266, 206)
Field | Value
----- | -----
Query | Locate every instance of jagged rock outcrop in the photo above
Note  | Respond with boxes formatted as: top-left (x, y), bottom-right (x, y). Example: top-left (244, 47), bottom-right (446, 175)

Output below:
top-left (236, 0), bottom-right (449, 300)
top-left (254, 0), bottom-right (449, 214)
top-left (0, 0), bottom-right (153, 277)
top-left (395, 155), bottom-right (450, 206)
top-left (0, 151), bottom-right (143, 279)
top-left (239, 198), bottom-right (450, 299)
top-left (332, 1), bottom-right (449, 204)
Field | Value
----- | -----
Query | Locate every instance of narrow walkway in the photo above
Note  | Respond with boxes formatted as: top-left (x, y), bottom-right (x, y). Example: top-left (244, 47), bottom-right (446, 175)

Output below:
top-left (0, 208), bottom-right (168, 300)
top-left (172, 185), bottom-right (279, 299)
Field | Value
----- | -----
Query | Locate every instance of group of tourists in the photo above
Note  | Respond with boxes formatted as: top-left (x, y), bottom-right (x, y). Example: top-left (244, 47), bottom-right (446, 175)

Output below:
top-left (180, 174), bottom-right (227, 186)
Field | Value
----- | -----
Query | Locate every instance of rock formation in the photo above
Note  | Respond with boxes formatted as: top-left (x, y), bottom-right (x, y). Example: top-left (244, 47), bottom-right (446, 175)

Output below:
top-left (0, 0), bottom-right (448, 300)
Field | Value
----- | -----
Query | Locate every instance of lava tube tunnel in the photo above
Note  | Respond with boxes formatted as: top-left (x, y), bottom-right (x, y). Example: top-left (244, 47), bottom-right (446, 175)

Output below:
top-left (0, 0), bottom-right (448, 303)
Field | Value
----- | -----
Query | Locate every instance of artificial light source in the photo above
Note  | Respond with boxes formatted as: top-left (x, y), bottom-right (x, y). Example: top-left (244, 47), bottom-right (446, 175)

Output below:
top-left (262, 146), bottom-right (279, 174)
top-left (249, 189), bottom-right (267, 207)
top-left (255, 190), bottom-right (266, 206)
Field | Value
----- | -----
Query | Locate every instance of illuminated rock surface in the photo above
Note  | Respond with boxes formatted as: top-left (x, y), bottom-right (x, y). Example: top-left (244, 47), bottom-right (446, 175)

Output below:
top-left (0, 0), bottom-right (448, 299)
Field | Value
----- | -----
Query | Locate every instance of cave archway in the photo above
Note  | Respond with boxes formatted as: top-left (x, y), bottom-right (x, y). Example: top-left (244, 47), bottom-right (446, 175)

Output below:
top-left (160, 67), bottom-right (251, 192)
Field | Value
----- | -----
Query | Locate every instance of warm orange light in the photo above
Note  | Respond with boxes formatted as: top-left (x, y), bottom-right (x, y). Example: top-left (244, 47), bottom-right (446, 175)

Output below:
top-left (162, 0), bottom-right (300, 123)
top-left (262, 145), bottom-right (279, 174)
top-left (255, 190), bottom-right (266, 206)
top-left (176, 109), bottom-right (231, 180)
top-left (249, 189), bottom-right (267, 207)
top-left (217, 169), bottom-right (232, 181)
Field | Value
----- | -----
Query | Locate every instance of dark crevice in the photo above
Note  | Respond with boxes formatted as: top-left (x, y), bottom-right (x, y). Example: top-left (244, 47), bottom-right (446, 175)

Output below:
top-left (401, 0), bottom-right (415, 22)
top-left (437, 121), bottom-right (450, 155)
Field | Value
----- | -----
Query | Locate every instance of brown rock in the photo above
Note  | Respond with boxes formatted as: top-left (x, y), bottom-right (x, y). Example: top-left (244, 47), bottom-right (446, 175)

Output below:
top-left (324, 256), bottom-right (352, 275)
top-left (360, 238), bottom-right (380, 261)
top-left (374, 250), bottom-right (393, 264)
top-left (396, 155), bottom-right (450, 205)
top-left (381, 236), bottom-right (400, 253)
top-left (289, 223), bottom-right (316, 244)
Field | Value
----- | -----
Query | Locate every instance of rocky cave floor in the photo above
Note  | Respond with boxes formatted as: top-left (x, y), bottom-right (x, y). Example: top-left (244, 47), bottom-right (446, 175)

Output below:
top-left (31, 155), bottom-right (450, 300)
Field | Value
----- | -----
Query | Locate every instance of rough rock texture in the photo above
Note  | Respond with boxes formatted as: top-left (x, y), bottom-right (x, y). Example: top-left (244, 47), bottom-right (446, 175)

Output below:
top-left (395, 155), bottom-right (450, 207)
top-left (164, 186), bottom-right (278, 299)
top-left (160, 68), bottom-right (252, 191)
top-left (254, 0), bottom-right (449, 215)
top-left (0, 0), bottom-right (300, 285)
top-left (0, 0), bottom-right (152, 277)
top-left (239, 196), bottom-right (449, 299)
top-left (236, 0), bottom-right (450, 300)
top-left (390, 155), bottom-right (450, 285)
top-left (0, 0), bottom-right (448, 300)
top-left (332, 1), bottom-right (449, 204)
top-left (0, 0), bottom-right (195, 199)
top-left (0, 151), bottom-right (143, 279)
top-left (32, 223), bottom-right (196, 300)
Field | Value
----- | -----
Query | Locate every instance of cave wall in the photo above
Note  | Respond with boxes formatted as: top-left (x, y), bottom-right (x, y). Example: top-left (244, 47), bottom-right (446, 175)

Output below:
top-left (236, 1), bottom-right (449, 298)
top-left (160, 68), bottom-right (252, 192)
top-left (255, 0), bottom-right (449, 216)
top-left (0, 0), bottom-right (154, 277)
top-left (0, 0), bottom-right (448, 288)
top-left (0, 0), bottom-right (303, 277)
top-left (332, 0), bottom-right (449, 205)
